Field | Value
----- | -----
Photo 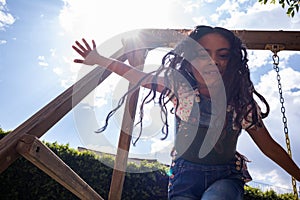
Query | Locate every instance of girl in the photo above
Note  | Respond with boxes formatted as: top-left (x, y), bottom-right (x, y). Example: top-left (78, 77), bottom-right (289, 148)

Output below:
top-left (73, 25), bottom-right (300, 199)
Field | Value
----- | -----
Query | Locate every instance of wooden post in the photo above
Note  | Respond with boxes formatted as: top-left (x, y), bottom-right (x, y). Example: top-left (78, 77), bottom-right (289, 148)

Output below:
top-left (108, 40), bottom-right (148, 200)
top-left (16, 134), bottom-right (103, 200)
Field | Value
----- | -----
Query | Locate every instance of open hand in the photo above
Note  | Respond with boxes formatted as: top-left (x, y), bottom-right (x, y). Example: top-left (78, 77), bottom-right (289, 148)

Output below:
top-left (72, 39), bottom-right (99, 65)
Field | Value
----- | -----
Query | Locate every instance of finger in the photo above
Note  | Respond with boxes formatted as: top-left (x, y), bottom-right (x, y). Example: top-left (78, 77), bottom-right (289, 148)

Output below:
top-left (82, 38), bottom-right (92, 51)
top-left (75, 40), bottom-right (86, 52)
top-left (72, 45), bottom-right (85, 57)
top-left (92, 40), bottom-right (96, 49)
top-left (74, 59), bottom-right (84, 63)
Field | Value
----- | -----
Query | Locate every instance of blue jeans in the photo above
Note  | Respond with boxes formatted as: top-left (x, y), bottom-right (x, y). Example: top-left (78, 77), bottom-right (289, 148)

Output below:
top-left (168, 158), bottom-right (245, 200)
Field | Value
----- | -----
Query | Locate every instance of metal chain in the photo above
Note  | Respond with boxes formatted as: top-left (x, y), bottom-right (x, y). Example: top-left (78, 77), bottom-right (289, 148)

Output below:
top-left (272, 53), bottom-right (298, 199)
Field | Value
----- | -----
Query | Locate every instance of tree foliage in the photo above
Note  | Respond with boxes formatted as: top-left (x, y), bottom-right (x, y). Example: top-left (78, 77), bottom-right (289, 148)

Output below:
top-left (259, 0), bottom-right (300, 17)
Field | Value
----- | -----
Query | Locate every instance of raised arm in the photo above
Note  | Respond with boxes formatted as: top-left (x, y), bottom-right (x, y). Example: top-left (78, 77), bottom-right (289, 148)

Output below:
top-left (72, 38), bottom-right (165, 92)
top-left (247, 121), bottom-right (300, 181)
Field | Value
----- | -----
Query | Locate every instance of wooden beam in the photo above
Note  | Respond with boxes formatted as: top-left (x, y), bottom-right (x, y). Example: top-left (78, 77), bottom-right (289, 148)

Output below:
top-left (233, 30), bottom-right (300, 51)
top-left (136, 29), bottom-right (300, 51)
top-left (16, 134), bottom-right (103, 200)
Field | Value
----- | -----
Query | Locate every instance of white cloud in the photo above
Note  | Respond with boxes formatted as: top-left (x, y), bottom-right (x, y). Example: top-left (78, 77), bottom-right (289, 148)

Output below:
top-left (38, 61), bottom-right (48, 67)
top-left (37, 55), bottom-right (49, 67)
top-left (0, 39), bottom-right (6, 44)
top-left (247, 50), bottom-right (270, 71)
top-left (250, 169), bottom-right (291, 190)
top-left (214, 1), bottom-right (299, 29)
top-left (256, 67), bottom-right (300, 102)
top-left (53, 67), bottom-right (63, 75)
top-left (255, 67), bottom-right (300, 141)
top-left (0, 0), bottom-right (15, 30)
top-left (192, 16), bottom-right (209, 25)
top-left (181, 1), bottom-right (200, 13)
top-left (210, 13), bottom-right (219, 23)
top-left (216, 0), bottom-right (240, 13)
top-left (38, 55), bottom-right (45, 60)
top-left (50, 48), bottom-right (56, 57)
top-left (204, 0), bottom-right (217, 3)
top-left (59, 0), bottom-right (182, 43)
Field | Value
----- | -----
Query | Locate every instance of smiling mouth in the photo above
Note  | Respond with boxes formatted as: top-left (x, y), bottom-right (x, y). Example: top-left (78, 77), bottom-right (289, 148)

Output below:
top-left (204, 71), bottom-right (221, 75)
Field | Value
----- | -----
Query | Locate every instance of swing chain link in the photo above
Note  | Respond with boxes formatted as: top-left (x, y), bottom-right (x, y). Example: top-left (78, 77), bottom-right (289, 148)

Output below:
top-left (272, 53), bottom-right (298, 199)
top-left (272, 54), bottom-right (289, 142)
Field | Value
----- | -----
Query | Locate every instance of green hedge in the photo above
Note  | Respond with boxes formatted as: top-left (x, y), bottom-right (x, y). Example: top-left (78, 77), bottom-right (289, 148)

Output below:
top-left (0, 130), bottom-right (168, 200)
top-left (243, 186), bottom-right (296, 200)
top-left (0, 130), bottom-right (296, 200)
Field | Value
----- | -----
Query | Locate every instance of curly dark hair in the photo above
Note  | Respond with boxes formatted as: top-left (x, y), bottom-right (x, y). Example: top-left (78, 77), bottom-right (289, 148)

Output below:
top-left (97, 25), bottom-right (270, 145)
top-left (186, 26), bottom-right (270, 128)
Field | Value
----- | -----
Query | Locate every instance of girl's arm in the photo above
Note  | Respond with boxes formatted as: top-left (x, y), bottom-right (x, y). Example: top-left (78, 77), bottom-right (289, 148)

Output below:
top-left (72, 39), bottom-right (165, 92)
top-left (247, 122), bottom-right (300, 181)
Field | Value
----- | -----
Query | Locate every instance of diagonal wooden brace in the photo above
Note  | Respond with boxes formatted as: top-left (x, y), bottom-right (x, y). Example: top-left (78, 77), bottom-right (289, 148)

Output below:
top-left (16, 134), bottom-right (104, 200)
top-left (0, 49), bottom-right (127, 174)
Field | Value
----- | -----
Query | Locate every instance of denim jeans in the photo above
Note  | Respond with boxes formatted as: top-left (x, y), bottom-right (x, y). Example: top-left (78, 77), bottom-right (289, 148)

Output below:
top-left (168, 158), bottom-right (245, 200)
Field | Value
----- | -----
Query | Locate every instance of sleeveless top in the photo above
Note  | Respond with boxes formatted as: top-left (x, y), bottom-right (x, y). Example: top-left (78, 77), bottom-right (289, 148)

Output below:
top-left (171, 85), bottom-right (261, 165)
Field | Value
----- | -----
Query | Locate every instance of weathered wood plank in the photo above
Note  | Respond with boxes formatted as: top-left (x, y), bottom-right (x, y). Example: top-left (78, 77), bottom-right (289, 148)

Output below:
top-left (108, 44), bottom-right (148, 200)
top-left (233, 30), bottom-right (300, 51)
top-left (16, 134), bottom-right (103, 200)
top-left (137, 29), bottom-right (300, 51)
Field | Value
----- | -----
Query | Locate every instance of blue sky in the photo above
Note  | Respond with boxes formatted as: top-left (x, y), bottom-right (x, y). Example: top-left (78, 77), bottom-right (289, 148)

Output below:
top-left (1, 0), bottom-right (300, 192)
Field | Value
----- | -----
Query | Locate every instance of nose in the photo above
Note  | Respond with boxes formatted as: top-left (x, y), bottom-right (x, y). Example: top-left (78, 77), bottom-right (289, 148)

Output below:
top-left (209, 53), bottom-right (219, 66)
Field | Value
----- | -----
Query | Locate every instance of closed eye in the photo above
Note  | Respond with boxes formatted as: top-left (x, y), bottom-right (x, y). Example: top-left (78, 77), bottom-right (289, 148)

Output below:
top-left (218, 53), bottom-right (230, 60)
top-left (217, 49), bottom-right (231, 60)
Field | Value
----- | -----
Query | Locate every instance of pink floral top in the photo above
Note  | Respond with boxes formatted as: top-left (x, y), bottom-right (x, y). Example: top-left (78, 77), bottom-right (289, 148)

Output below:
top-left (171, 85), bottom-right (262, 130)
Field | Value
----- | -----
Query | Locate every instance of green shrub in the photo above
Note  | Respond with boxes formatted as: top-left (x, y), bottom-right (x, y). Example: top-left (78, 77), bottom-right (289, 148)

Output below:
top-left (244, 185), bottom-right (296, 200)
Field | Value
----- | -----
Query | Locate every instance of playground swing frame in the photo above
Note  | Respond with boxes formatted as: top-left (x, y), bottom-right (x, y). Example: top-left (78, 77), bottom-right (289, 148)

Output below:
top-left (0, 29), bottom-right (299, 200)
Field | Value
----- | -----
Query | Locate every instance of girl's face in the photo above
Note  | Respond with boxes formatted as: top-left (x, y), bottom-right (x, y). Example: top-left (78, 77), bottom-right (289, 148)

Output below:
top-left (190, 33), bottom-right (230, 96)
